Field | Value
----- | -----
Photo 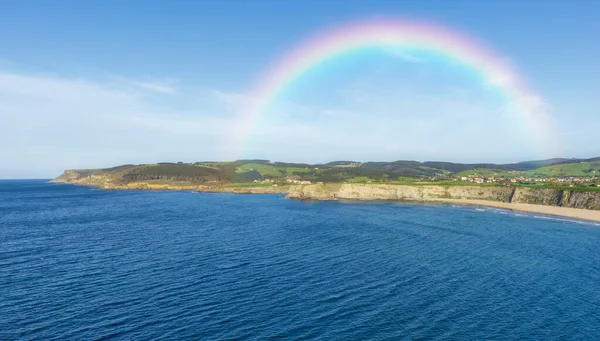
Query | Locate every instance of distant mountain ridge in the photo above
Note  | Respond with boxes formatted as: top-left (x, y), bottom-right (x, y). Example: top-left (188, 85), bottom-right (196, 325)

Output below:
top-left (330, 158), bottom-right (588, 175)
top-left (52, 157), bottom-right (600, 189)
top-left (325, 158), bottom-right (585, 172)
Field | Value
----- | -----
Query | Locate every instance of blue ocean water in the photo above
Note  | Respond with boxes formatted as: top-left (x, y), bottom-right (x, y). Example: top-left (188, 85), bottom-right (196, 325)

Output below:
top-left (1, 180), bottom-right (599, 340)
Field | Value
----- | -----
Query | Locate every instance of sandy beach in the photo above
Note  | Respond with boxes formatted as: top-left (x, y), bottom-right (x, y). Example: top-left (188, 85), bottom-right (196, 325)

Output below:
top-left (435, 199), bottom-right (600, 223)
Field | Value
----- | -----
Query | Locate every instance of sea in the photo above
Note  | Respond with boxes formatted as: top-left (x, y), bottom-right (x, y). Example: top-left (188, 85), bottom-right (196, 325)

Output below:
top-left (1, 179), bottom-right (599, 340)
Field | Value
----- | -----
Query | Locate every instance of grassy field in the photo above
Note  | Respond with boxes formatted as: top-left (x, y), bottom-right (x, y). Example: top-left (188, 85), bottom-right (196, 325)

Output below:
top-left (453, 168), bottom-right (512, 177)
top-left (222, 182), bottom-right (281, 188)
top-left (419, 166), bottom-right (451, 175)
top-left (455, 162), bottom-right (600, 178)
top-left (516, 183), bottom-right (600, 192)
top-left (197, 161), bottom-right (231, 166)
top-left (433, 181), bottom-right (503, 187)
top-left (235, 163), bottom-right (315, 177)
top-left (136, 179), bottom-right (202, 186)
top-left (520, 161), bottom-right (600, 177)
top-left (57, 159), bottom-right (600, 194)
top-left (346, 176), bottom-right (375, 183)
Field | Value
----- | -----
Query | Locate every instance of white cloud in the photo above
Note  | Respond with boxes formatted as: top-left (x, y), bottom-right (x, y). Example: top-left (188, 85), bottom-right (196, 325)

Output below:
top-left (0, 72), bottom-right (229, 178)
top-left (209, 89), bottom-right (271, 111)
top-left (228, 77), bottom-right (554, 163)
top-left (111, 76), bottom-right (179, 94)
top-left (0, 65), bottom-right (573, 178)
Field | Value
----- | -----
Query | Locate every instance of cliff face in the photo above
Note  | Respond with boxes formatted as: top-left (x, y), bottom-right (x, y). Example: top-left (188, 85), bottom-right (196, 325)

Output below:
top-left (509, 187), bottom-right (600, 209)
top-left (286, 184), bottom-right (513, 201)
top-left (286, 184), bottom-right (600, 211)
top-left (51, 169), bottom-right (118, 188)
top-left (510, 187), bottom-right (563, 206)
top-left (53, 168), bottom-right (600, 210)
top-left (51, 170), bottom-right (87, 182)
top-left (561, 191), bottom-right (600, 210)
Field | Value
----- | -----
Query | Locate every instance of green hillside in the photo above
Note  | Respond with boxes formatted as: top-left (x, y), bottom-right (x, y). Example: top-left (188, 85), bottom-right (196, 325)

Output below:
top-left (235, 163), bottom-right (315, 177)
top-left (522, 161), bottom-right (600, 177)
top-left (453, 168), bottom-right (512, 178)
top-left (454, 161), bottom-right (600, 179)
top-left (53, 157), bottom-right (600, 187)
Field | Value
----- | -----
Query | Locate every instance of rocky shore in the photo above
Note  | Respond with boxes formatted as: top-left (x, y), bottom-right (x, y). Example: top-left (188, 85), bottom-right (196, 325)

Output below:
top-left (285, 184), bottom-right (600, 222)
top-left (286, 183), bottom-right (600, 209)
top-left (51, 173), bottom-right (600, 222)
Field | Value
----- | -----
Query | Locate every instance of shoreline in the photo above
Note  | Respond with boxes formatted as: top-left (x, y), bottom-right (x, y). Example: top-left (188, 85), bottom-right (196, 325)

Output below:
top-left (49, 181), bottom-right (600, 223)
top-left (285, 183), bottom-right (600, 223)
top-left (429, 198), bottom-right (600, 223)
top-left (292, 197), bottom-right (600, 224)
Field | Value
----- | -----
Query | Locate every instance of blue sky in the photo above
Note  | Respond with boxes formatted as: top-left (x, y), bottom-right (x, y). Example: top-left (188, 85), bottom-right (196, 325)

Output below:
top-left (0, 0), bottom-right (598, 178)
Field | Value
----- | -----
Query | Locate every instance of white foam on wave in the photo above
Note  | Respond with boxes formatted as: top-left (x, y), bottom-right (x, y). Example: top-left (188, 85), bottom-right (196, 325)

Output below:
top-left (449, 203), bottom-right (600, 227)
top-left (531, 215), bottom-right (599, 226)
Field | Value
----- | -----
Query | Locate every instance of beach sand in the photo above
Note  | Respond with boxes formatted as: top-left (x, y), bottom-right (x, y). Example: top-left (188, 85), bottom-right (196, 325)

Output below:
top-left (435, 199), bottom-right (600, 223)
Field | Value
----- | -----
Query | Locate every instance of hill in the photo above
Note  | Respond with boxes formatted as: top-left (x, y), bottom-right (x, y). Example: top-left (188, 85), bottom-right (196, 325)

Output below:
top-left (521, 160), bottom-right (600, 177)
top-left (52, 157), bottom-right (600, 189)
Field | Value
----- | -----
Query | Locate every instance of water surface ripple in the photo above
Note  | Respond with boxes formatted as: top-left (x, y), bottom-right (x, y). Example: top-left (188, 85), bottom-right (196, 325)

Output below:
top-left (1, 180), bottom-right (599, 340)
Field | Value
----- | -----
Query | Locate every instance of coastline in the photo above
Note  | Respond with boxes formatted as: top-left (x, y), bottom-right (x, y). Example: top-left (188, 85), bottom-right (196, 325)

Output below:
top-left (429, 198), bottom-right (600, 223)
top-left (50, 179), bottom-right (600, 223)
top-left (289, 196), bottom-right (600, 224)
top-left (285, 184), bottom-right (600, 223)
top-left (50, 179), bottom-right (290, 194)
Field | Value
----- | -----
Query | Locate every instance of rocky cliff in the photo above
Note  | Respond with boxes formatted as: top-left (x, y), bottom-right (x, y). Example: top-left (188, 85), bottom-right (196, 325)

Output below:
top-left (53, 168), bottom-right (600, 210)
top-left (286, 184), bottom-right (600, 210)
top-left (51, 169), bottom-right (288, 193)
top-left (51, 169), bottom-right (122, 189)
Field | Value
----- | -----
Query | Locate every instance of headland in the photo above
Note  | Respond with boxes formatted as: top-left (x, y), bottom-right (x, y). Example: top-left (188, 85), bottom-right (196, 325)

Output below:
top-left (51, 158), bottom-right (600, 222)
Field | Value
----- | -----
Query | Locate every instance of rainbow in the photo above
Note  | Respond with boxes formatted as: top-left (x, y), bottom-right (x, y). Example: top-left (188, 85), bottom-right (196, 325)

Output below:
top-left (230, 18), bottom-right (555, 157)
